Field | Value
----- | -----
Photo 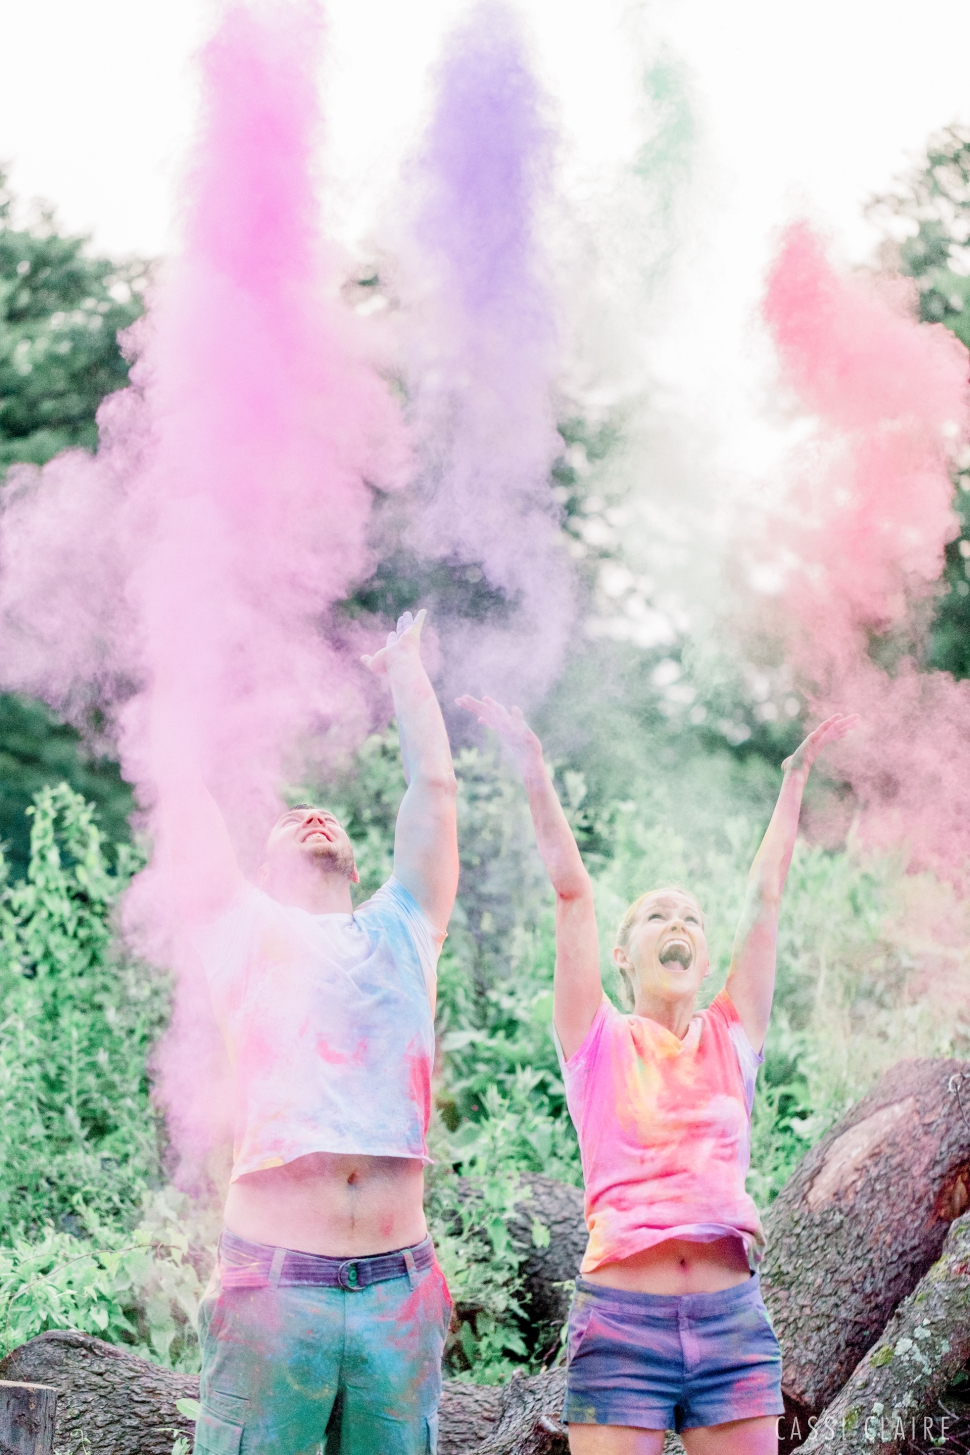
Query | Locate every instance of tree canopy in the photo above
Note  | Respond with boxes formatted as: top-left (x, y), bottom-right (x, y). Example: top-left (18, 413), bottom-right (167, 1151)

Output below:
top-left (0, 171), bottom-right (146, 472)
top-left (870, 126), bottom-right (970, 678)
top-left (0, 175), bottom-right (143, 870)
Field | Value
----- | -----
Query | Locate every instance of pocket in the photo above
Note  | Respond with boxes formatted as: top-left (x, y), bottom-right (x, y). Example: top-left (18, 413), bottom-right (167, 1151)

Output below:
top-left (438, 1265), bottom-right (454, 1312)
top-left (753, 1301), bottom-right (783, 1358)
top-left (194, 1389), bottom-right (247, 1455)
top-left (565, 1297), bottom-right (595, 1365)
top-left (197, 1289), bottom-right (226, 1351)
top-left (426, 1262), bottom-right (455, 1335)
top-left (193, 1410), bottom-right (243, 1455)
top-left (426, 1412), bottom-right (439, 1454)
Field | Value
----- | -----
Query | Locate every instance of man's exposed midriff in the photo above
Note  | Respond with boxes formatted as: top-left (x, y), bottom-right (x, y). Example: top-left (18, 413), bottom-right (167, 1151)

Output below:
top-left (223, 1150), bottom-right (428, 1256)
top-left (581, 1235), bottom-right (752, 1295)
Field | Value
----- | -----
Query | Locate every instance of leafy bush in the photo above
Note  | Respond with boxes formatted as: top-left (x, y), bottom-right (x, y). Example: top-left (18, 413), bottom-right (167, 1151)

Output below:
top-left (0, 1188), bottom-right (217, 1371)
top-left (0, 784), bottom-right (167, 1240)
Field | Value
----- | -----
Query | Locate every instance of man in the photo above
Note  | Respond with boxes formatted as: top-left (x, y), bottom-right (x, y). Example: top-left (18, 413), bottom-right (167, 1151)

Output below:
top-left (188, 609), bottom-right (459, 1455)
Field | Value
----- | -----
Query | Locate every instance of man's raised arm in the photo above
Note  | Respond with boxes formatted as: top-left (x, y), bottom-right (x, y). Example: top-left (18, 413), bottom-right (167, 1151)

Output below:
top-left (151, 681), bottom-right (244, 922)
top-left (362, 610), bottom-right (459, 931)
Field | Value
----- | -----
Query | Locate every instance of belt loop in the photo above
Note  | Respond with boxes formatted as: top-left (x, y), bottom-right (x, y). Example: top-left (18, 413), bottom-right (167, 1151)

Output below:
top-left (269, 1246), bottom-right (286, 1289)
top-left (403, 1247), bottom-right (417, 1290)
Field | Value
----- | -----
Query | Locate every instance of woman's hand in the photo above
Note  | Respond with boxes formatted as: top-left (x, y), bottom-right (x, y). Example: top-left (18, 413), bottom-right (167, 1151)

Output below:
top-left (781, 712), bottom-right (859, 777)
top-left (455, 694), bottom-right (543, 775)
top-left (361, 609), bottom-right (426, 677)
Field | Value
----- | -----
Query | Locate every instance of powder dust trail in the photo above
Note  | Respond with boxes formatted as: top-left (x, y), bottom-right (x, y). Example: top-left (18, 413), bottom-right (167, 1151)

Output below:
top-left (0, 0), bottom-right (408, 1181)
top-left (400, 0), bottom-right (573, 705)
top-left (762, 222), bottom-right (970, 886)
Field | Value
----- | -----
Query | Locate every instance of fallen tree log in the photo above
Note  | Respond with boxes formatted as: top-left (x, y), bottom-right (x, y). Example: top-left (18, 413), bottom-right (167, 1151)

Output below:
top-left (760, 1057), bottom-right (970, 1418)
top-left (796, 1210), bottom-right (970, 1453)
top-left (474, 1369), bottom-right (567, 1455)
top-left (0, 1331), bottom-right (196, 1455)
top-left (0, 1333), bottom-right (554, 1455)
top-left (439, 1379), bottom-right (503, 1454)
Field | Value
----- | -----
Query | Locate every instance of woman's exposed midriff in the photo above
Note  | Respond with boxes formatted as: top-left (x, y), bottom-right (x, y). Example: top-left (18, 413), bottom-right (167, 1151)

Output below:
top-left (581, 1234), bottom-right (752, 1295)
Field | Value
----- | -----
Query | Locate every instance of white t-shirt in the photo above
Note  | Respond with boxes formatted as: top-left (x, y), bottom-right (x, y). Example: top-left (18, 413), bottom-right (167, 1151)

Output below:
top-left (196, 877), bottom-right (444, 1180)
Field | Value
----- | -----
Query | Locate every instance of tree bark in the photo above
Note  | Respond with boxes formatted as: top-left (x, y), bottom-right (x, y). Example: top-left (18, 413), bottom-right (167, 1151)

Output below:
top-left (0, 1334), bottom-right (560, 1455)
top-left (794, 1211), bottom-right (970, 1453)
top-left (439, 1380), bottom-right (503, 1454)
top-left (760, 1057), bottom-right (970, 1417)
top-left (463, 1368), bottom-right (686, 1455)
top-left (474, 1369), bottom-right (567, 1455)
top-left (0, 1332), bottom-right (196, 1455)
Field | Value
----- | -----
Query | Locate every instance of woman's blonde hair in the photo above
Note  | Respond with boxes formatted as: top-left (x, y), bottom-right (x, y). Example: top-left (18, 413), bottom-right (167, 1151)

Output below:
top-left (614, 885), bottom-right (705, 1007)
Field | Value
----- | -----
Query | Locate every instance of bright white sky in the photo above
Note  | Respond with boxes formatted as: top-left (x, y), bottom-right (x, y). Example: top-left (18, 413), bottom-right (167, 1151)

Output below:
top-left (2, 0), bottom-right (970, 473)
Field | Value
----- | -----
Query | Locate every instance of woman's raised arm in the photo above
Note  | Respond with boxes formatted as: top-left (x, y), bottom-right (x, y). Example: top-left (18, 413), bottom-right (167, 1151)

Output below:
top-left (727, 712), bottom-right (858, 1053)
top-left (457, 695), bottom-right (602, 1059)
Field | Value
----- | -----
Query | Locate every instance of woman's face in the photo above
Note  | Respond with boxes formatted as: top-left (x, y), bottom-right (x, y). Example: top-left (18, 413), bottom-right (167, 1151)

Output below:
top-left (614, 888), bottom-right (710, 1007)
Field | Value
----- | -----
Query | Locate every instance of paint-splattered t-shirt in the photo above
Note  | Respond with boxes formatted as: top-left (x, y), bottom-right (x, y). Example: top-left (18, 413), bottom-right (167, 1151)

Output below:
top-left (197, 877), bottom-right (443, 1180)
top-left (559, 990), bottom-right (766, 1274)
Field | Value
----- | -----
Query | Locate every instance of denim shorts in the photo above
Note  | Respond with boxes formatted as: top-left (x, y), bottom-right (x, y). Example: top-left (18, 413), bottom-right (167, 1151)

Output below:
top-left (195, 1231), bottom-right (452, 1455)
top-left (564, 1274), bottom-right (784, 1433)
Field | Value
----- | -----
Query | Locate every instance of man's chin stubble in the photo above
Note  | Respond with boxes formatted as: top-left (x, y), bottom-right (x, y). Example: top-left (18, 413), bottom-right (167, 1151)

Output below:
top-left (305, 844), bottom-right (356, 878)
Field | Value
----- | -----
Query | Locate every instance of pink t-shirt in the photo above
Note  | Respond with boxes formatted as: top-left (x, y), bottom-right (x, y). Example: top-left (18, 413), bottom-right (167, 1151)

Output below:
top-left (559, 990), bottom-right (766, 1274)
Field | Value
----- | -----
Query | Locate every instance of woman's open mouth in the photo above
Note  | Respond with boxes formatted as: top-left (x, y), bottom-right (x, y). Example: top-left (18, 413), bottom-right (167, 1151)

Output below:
top-left (659, 938), bottom-right (693, 969)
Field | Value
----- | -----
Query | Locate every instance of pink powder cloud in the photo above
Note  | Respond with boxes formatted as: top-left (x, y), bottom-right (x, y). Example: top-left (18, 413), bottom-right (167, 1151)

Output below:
top-left (0, 0), bottom-right (409, 1183)
top-left (763, 223), bottom-right (970, 886)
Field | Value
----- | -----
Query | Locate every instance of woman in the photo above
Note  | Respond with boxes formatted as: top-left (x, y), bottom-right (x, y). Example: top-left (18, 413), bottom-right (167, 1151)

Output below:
top-left (457, 693), bottom-right (856, 1455)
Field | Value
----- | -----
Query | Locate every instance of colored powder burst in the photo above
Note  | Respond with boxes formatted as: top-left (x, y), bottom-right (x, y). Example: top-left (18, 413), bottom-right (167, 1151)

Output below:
top-left (400, 0), bottom-right (573, 703)
top-left (0, 0), bottom-right (407, 1178)
top-left (763, 222), bottom-right (970, 886)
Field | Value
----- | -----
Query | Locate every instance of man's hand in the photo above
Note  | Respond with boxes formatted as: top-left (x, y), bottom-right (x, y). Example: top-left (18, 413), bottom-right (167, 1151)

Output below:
top-left (456, 694), bottom-right (542, 776)
top-left (361, 610), bottom-right (425, 677)
top-left (781, 712), bottom-right (860, 777)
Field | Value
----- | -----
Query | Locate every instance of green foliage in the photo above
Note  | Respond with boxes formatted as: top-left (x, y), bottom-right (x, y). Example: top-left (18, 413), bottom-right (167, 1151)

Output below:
top-left (0, 1187), bottom-right (217, 1372)
top-left (869, 127), bottom-right (970, 678)
top-left (870, 125), bottom-right (970, 349)
top-left (0, 169), bottom-right (145, 473)
top-left (0, 783), bottom-right (166, 1240)
top-left (425, 1161), bottom-right (532, 1385)
top-left (0, 787), bottom-right (214, 1380)
top-left (746, 1015), bottom-right (816, 1207)
top-left (0, 171), bottom-right (140, 877)
top-left (0, 694), bottom-right (133, 879)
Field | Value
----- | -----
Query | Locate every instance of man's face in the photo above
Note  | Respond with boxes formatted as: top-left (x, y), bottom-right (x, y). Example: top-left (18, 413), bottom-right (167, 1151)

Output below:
top-left (263, 805), bottom-right (358, 882)
top-left (615, 889), bottom-right (710, 1005)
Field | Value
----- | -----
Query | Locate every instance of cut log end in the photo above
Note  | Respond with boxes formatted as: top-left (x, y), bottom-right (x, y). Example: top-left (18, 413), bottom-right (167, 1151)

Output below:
top-left (0, 1381), bottom-right (57, 1455)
